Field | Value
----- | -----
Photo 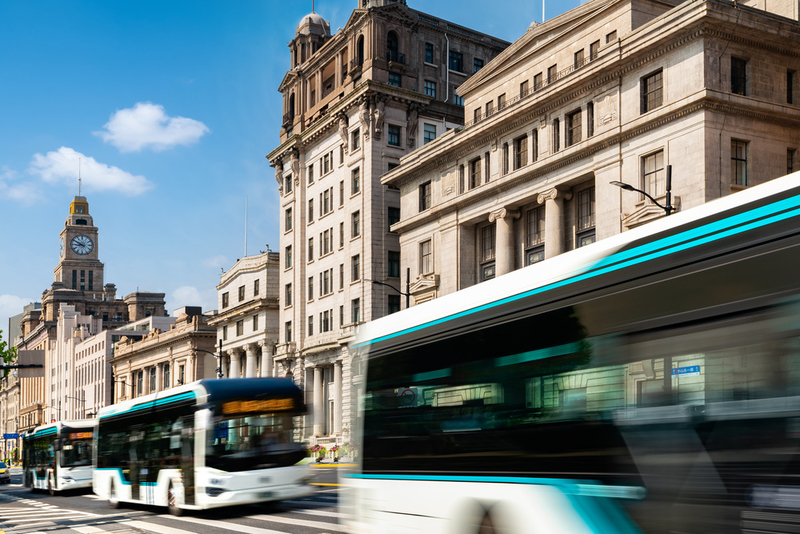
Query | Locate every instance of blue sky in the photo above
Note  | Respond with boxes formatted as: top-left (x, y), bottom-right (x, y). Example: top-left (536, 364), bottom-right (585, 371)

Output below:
top-left (0, 0), bottom-right (580, 336)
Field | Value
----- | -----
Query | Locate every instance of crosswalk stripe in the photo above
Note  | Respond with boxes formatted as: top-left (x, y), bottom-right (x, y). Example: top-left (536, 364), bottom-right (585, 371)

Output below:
top-left (73, 526), bottom-right (108, 533)
top-left (249, 513), bottom-right (345, 531)
top-left (162, 514), bottom-right (313, 534)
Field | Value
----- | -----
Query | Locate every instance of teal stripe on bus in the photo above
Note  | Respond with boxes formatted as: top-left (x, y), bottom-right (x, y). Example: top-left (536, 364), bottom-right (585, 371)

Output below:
top-left (99, 391), bottom-right (196, 419)
top-left (31, 427), bottom-right (57, 437)
top-left (354, 193), bottom-right (800, 349)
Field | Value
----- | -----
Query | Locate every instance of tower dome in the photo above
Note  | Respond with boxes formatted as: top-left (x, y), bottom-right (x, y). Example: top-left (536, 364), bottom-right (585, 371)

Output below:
top-left (296, 12), bottom-right (331, 37)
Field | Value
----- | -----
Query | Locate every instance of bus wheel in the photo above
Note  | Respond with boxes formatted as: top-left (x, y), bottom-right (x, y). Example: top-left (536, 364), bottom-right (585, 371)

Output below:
top-left (108, 480), bottom-right (121, 509)
top-left (167, 482), bottom-right (183, 516)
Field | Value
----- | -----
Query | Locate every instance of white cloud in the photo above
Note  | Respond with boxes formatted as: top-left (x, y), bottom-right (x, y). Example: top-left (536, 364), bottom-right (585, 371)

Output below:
top-left (96, 102), bottom-right (210, 153)
top-left (171, 286), bottom-right (217, 314)
top-left (28, 147), bottom-right (154, 196)
top-left (202, 255), bottom-right (229, 270)
top-left (0, 165), bottom-right (43, 205)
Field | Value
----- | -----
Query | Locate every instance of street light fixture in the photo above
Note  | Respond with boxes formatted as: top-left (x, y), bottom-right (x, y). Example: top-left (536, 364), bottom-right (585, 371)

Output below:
top-left (193, 339), bottom-right (225, 379)
top-left (370, 267), bottom-right (412, 309)
top-left (611, 165), bottom-right (675, 216)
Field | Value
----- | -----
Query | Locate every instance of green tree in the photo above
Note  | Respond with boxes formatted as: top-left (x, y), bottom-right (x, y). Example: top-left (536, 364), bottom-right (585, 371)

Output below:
top-left (0, 329), bottom-right (18, 382)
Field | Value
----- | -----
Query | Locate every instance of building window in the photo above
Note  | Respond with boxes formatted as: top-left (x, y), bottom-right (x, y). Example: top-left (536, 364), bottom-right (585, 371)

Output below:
top-left (322, 228), bottom-right (332, 255)
top-left (352, 167), bottom-right (360, 194)
top-left (453, 88), bottom-right (464, 106)
top-left (419, 239), bottom-right (433, 274)
top-left (236, 320), bottom-right (243, 336)
top-left (285, 245), bottom-right (292, 269)
top-left (163, 364), bottom-right (170, 389)
top-left (642, 150), bottom-right (665, 198)
top-left (520, 80), bottom-right (529, 98)
top-left (577, 187), bottom-right (596, 247)
top-left (285, 321), bottom-right (292, 343)
top-left (419, 181), bottom-right (431, 211)
top-left (587, 102), bottom-right (594, 137)
top-left (533, 72), bottom-right (543, 91)
top-left (340, 221), bottom-right (345, 247)
top-left (136, 370), bottom-right (144, 396)
top-left (222, 292), bottom-right (229, 309)
top-left (388, 72), bottom-right (401, 87)
top-left (351, 298), bottom-right (361, 323)
top-left (308, 164), bottom-right (314, 184)
top-left (238, 285), bottom-right (245, 302)
top-left (388, 251), bottom-right (400, 278)
top-left (547, 64), bottom-right (557, 84)
top-left (789, 148), bottom-right (796, 174)
top-left (254, 279), bottom-right (260, 296)
top-left (532, 129), bottom-right (539, 162)
top-left (788, 70), bottom-right (795, 104)
top-left (352, 210), bottom-right (361, 237)
top-left (731, 140), bottom-right (748, 186)
top-left (526, 205), bottom-right (545, 265)
top-left (339, 263), bottom-right (344, 289)
top-left (388, 206), bottom-right (400, 231)
top-left (308, 315), bottom-right (314, 336)
top-left (321, 310), bottom-right (331, 333)
top-left (308, 276), bottom-right (314, 300)
top-left (150, 367), bottom-right (156, 392)
top-left (322, 268), bottom-right (333, 295)
top-left (606, 30), bottom-right (617, 43)
top-left (731, 57), bottom-right (747, 96)
top-left (285, 283), bottom-right (292, 307)
top-left (474, 57), bottom-right (484, 73)
top-left (352, 254), bottom-right (360, 281)
top-left (388, 295), bottom-right (401, 315)
top-left (321, 151), bottom-right (333, 174)
top-left (480, 224), bottom-right (496, 282)
top-left (222, 324), bottom-right (228, 340)
top-left (567, 109), bottom-right (582, 146)
top-left (253, 314), bottom-right (259, 331)
top-left (574, 49), bottom-right (584, 69)
top-left (553, 118), bottom-right (560, 152)
top-left (458, 164), bottom-right (465, 194)
top-left (424, 80), bottom-right (436, 98)
top-left (425, 42), bottom-right (434, 63)
top-left (285, 174), bottom-right (293, 193)
top-left (590, 40), bottom-right (600, 60)
top-left (641, 69), bottom-right (663, 113)
top-left (340, 305), bottom-right (344, 326)
top-left (502, 143), bottom-right (509, 175)
top-left (449, 51), bottom-right (463, 72)
top-left (514, 135), bottom-right (528, 170)
top-left (423, 123), bottom-right (436, 144)
top-left (485, 101), bottom-right (494, 117)
top-left (470, 157), bottom-right (481, 189)
top-left (285, 208), bottom-right (292, 231)
top-left (388, 124), bottom-right (401, 146)
top-left (484, 152), bottom-right (491, 183)
top-left (350, 129), bottom-right (361, 152)
top-left (308, 198), bottom-right (314, 222)
top-left (498, 93), bottom-right (506, 110)
top-left (473, 108), bottom-right (481, 123)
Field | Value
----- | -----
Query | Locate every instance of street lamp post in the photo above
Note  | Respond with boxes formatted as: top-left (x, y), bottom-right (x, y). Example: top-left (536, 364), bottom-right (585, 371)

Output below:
top-left (611, 165), bottom-right (675, 216)
top-left (370, 267), bottom-right (412, 309)
top-left (194, 339), bottom-right (224, 379)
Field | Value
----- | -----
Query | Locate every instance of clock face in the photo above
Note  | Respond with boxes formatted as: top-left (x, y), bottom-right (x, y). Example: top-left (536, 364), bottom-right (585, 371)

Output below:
top-left (71, 234), bottom-right (94, 255)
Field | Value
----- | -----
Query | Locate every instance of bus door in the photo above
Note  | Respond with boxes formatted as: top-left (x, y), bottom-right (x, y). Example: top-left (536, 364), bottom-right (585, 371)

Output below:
top-left (177, 415), bottom-right (195, 506)
top-left (128, 429), bottom-right (145, 501)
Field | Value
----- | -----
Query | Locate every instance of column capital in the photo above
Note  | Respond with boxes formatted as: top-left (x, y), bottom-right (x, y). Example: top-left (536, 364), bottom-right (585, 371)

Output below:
top-left (488, 207), bottom-right (520, 223)
top-left (537, 188), bottom-right (572, 204)
top-left (242, 343), bottom-right (257, 353)
top-left (258, 340), bottom-right (275, 349)
top-left (226, 348), bottom-right (242, 357)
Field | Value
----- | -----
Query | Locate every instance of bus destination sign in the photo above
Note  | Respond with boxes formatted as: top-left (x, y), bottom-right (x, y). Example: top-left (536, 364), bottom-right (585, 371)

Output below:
top-left (222, 398), bottom-right (295, 415)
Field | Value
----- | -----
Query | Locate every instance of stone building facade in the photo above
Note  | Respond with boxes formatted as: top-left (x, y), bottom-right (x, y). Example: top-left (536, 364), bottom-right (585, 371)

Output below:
top-left (384, 0), bottom-right (800, 302)
top-left (267, 0), bottom-right (509, 444)
top-left (208, 251), bottom-right (280, 381)
top-left (110, 309), bottom-right (217, 403)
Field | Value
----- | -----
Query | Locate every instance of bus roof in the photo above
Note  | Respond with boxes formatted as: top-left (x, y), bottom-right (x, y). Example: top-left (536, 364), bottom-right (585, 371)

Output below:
top-left (354, 171), bottom-right (800, 349)
top-left (24, 419), bottom-right (96, 439)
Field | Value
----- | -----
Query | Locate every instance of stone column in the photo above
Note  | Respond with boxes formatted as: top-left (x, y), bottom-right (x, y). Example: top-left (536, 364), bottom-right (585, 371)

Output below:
top-left (538, 188), bottom-right (572, 259)
top-left (259, 341), bottom-right (274, 378)
top-left (313, 367), bottom-right (324, 437)
top-left (244, 344), bottom-right (258, 378)
top-left (333, 361), bottom-right (343, 435)
top-left (228, 349), bottom-right (241, 379)
top-left (488, 207), bottom-right (520, 277)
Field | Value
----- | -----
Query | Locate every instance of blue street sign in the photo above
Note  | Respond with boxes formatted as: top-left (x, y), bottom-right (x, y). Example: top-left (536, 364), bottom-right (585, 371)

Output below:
top-left (3, 433), bottom-right (19, 440)
top-left (671, 365), bottom-right (700, 377)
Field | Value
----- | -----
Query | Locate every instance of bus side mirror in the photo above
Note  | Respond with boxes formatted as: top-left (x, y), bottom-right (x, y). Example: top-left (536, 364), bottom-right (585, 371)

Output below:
top-left (54, 438), bottom-right (63, 452)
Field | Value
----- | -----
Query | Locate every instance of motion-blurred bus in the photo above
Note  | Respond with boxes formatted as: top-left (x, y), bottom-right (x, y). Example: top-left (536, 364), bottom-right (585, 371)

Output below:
top-left (94, 378), bottom-right (312, 515)
top-left (23, 420), bottom-right (95, 494)
top-left (345, 172), bottom-right (800, 533)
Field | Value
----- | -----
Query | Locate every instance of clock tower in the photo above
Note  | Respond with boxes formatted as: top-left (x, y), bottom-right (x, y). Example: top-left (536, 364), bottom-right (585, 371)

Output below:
top-left (54, 195), bottom-right (104, 298)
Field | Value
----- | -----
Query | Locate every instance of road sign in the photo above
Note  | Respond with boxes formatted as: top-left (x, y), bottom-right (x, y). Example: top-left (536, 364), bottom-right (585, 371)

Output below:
top-left (671, 365), bottom-right (700, 377)
top-left (3, 433), bottom-right (19, 440)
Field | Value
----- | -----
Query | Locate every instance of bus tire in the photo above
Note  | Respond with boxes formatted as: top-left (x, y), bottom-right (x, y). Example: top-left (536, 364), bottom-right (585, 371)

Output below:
top-left (167, 482), bottom-right (183, 516)
top-left (108, 480), bottom-right (121, 509)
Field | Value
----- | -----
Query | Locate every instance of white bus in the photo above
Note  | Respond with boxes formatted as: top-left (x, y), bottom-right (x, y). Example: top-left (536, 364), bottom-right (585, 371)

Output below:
top-left (345, 172), bottom-right (800, 533)
top-left (23, 420), bottom-right (95, 494)
top-left (94, 378), bottom-right (313, 515)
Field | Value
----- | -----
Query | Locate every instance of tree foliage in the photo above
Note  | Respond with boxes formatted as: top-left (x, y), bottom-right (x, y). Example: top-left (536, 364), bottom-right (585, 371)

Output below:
top-left (0, 329), bottom-right (18, 381)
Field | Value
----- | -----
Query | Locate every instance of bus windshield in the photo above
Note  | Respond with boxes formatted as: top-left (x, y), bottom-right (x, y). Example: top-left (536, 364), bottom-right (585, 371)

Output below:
top-left (206, 403), bottom-right (304, 472)
top-left (61, 434), bottom-right (93, 467)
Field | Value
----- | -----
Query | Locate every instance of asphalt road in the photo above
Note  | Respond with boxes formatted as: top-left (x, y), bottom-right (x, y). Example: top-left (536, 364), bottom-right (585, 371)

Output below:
top-left (0, 464), bottom-right (345, 534)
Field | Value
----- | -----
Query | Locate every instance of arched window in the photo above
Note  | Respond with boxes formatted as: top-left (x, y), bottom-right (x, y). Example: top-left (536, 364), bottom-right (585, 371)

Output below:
top-left (356, 35), bottom-right (364, 66)
top-left (387, 31), bottom-right (399, 62)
